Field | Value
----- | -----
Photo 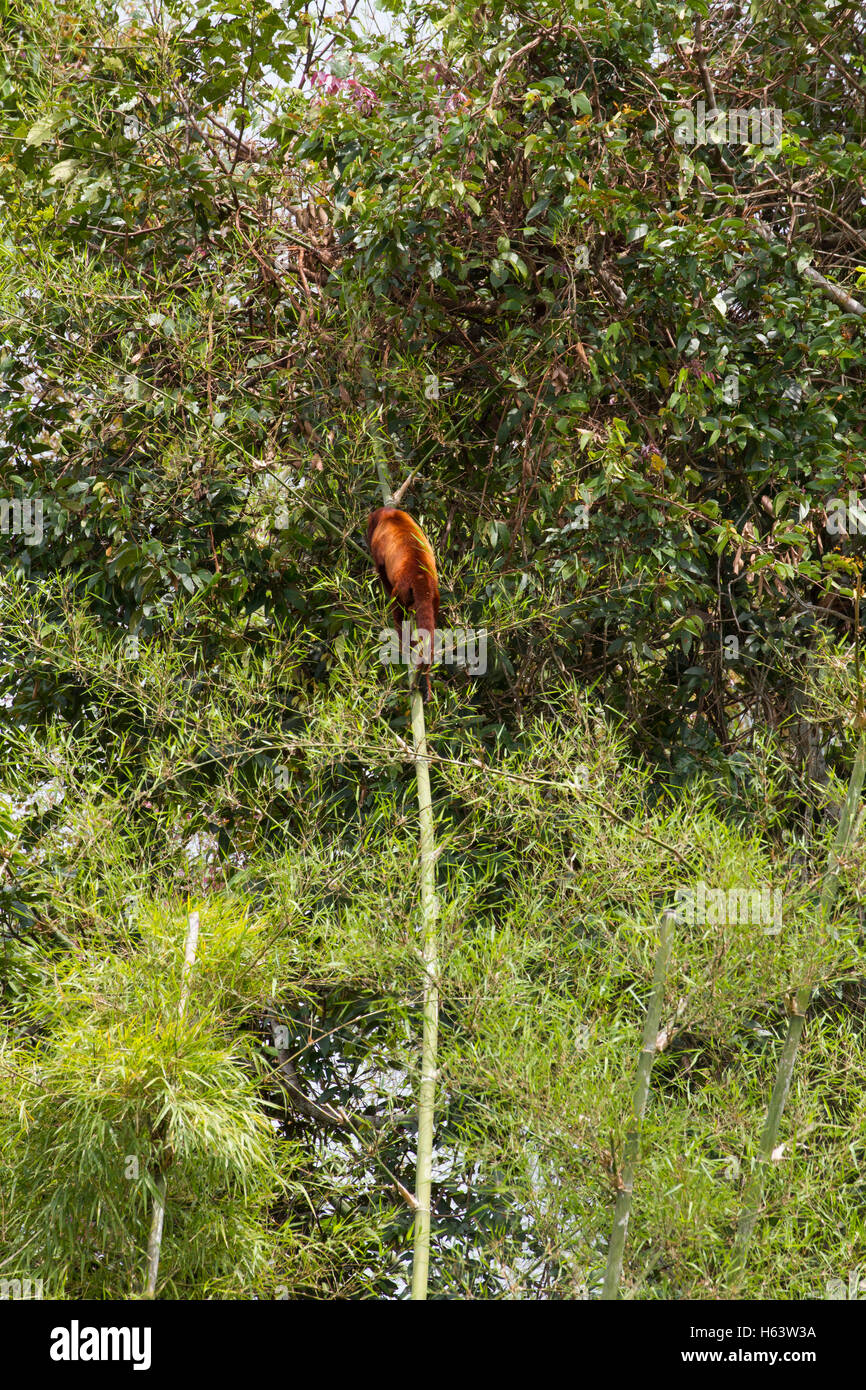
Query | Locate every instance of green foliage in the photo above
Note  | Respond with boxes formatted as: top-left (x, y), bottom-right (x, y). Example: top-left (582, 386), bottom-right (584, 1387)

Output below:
top-left (1, 900), bottom-right (286, 1297)
top-left (1, 0), bottom-right (865, 1299)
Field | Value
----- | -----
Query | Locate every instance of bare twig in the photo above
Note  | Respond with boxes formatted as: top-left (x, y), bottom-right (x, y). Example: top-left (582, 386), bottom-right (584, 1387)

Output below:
top-left (392, 471), bottom-right (417, 506)
top-left (486, 34), bottom-right (546, 114)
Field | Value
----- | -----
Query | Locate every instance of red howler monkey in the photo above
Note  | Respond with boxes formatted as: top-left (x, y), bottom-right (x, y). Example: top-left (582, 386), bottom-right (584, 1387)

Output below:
top-left (367, 506), bottom-right (440, 701)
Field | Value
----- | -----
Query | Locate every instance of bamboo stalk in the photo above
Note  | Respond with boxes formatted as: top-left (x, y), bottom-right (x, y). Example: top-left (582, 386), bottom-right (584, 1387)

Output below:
top-left (142, 908), bottom-right (201, 1299)
top-left (143, 1174), bottom-right (167, 1299)
top-left (820, 734), bottom-right (866, 924)
top-left (179, 908), bottom-right (201, 1017)
top-left (730, 734), bottom-right (866, 1285)
top-left (375, 458), bottom-right (395, 508)
top-left (409, 680), bottom-right (440, 1300)
top-left (369, 407), bottom-right (396, 507)
top-left (370, 430), bottom-right (440, 1298)
top-left (730, 574), bottom-right (866, 1286)
top-left (601, 910), bottom-right (675, 1300)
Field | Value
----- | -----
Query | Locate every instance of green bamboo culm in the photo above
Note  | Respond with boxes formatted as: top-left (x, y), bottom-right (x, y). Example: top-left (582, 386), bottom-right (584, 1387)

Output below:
top-left (729, 732), bottom-right (866, 1286)
top-left (143, 1173), bottom-right (167, 1298)
top-left (142, 907), bottom-right (201, 1299)
top-left (820, 572), bottom-right (866, 923)
top-left (729, 572), bottom-right (866, 1288)
top-left (370, 428), bottom-right (440, 1299)
top-left (601, 909), bottom-right (675, 1300)
top-left (370, 401), bottom-right (397, 508)
top-left (409, 680), bottom-right (440, 1300)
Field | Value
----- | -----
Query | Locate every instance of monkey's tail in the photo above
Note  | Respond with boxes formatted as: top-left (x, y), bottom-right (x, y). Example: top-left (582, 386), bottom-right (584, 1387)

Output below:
top-left (414, 597), bottom-right (436, 702)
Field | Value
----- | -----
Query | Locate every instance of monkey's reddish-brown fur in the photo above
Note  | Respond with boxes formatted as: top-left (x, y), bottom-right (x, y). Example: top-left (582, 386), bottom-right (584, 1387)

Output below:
top-left (367, 507), bottom-right (440, 699)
